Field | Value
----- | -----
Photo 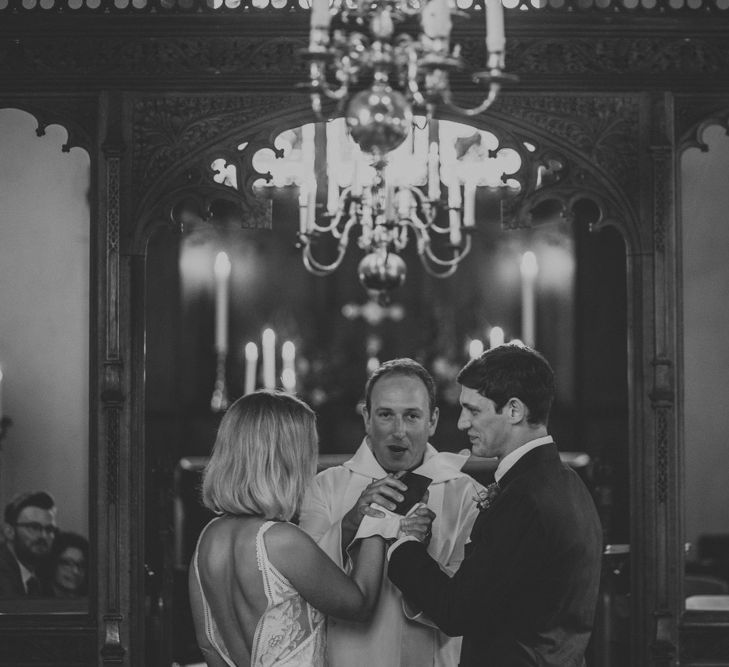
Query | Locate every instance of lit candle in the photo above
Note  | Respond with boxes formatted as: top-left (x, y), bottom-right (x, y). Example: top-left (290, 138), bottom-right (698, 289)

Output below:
top-left (397, 188), bottom-right (413, 218)
top-left (281, 341), bottom-right (296, 393)
top-left (428, 142), bottom-right (440, 201)
top-left (244, 342), bottom-right (258, 395)
top-left (489, 326), bottom-right (504, 348)
top-left (351, 154), bottom-right (362, 197)
top-left (463, 181), bottom-right (476, 227)
top-left (310, 0), bottom-right (331, 29)
top-left (213, 252), bottom-right (232, 354)
top-left (520, 251), bottom-right (538, 347)
top-left (299, 183), bottom-right (309, 234)
top-left (485, 0), bottom-right (505, 53)
top-left (421, 0), bottom-right (451, 39)
top-left (468, 339), bottom-right (484, 359)
top-left (448, 183), bottom-right (462, 246)
top-left (327, 170), bottom-right (339, 215)
top-left (307, 178), bottom-right (317, 232)
top-left (262, 327), bottom-right (276, 389)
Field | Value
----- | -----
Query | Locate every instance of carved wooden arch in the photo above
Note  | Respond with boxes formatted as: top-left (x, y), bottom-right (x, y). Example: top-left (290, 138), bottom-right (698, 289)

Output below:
top-left (0, 98), bottom-right (96, 154)
top-left (128, 91), bottom-right (644, 259)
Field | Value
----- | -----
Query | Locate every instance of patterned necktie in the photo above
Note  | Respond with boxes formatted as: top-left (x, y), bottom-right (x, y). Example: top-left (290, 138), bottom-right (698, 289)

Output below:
top-left (25, 575), bottom-right (41, 597)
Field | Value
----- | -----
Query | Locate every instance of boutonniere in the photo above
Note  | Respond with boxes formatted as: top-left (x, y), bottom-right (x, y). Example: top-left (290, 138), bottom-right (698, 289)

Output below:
top-left (473, 481), bottom-right (500, 512)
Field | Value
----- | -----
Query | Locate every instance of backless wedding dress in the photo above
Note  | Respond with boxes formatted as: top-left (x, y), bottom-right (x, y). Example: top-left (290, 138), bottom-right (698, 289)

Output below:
top-left (193, 519), bottom-right (326, 666)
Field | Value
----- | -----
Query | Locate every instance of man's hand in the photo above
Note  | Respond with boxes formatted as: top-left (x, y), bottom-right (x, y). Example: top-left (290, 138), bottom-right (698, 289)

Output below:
top-left (341, 475), bottom-right (408, 551)
top-left (399, 504), bottom-right (436, 546)
top-left (352, 475), bottom-right (408, 521)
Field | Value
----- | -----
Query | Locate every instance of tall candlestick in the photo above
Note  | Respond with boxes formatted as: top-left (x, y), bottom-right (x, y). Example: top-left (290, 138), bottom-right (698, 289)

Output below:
top-left (213, 252), bottom-right (231, 354)
top-left (262, 327), bottom-right (276, 389)
top-left (485, 0), bottom-right (505, 53)
top-left (520, 251), bottom-right (538, 347)
top-left (281, 341), bottom-right (296, 393)
top-left (244, 342), bottom-right (259, 395)
top-left (489, 326), bottom-right (504, 348)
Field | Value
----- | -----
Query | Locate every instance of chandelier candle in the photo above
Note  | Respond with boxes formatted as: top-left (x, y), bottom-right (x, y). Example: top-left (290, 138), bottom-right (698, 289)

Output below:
top-left (448, 182), bottom-right (463, 246)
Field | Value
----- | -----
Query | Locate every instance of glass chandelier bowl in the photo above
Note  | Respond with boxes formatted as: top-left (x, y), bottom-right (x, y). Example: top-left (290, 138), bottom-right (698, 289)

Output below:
top-left (345, 80), bottom-right (412, 157)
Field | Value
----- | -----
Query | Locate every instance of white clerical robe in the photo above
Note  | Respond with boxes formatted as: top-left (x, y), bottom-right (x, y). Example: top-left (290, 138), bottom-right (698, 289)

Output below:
top-left (299, 439), bottom-right (484, 667)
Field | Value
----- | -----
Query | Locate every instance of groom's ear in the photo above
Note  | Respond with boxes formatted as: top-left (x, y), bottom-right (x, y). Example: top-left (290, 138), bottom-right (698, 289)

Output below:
top-left (506, 397), bottom-right (526, 424)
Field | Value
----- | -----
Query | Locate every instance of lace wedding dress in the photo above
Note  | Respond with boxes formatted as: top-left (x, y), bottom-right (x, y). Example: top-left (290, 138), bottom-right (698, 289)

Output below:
top-left (192, 519), bottom-right (326, 666)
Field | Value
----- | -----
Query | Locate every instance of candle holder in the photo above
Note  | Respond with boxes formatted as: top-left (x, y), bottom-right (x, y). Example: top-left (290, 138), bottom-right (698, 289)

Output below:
top-left (210, 351), bottom-right (229, 413)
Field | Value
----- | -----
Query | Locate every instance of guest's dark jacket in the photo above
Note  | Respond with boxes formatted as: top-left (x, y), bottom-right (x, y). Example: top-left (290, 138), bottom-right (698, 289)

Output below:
top-left (388, 443), bottom-right (603, 667)
top-left (0, 542), bottom-right (25, 598)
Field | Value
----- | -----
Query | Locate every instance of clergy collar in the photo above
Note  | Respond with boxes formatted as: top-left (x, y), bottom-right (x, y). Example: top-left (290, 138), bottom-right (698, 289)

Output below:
top-left (344, 438), bottom-right (470, 484)
top-left (494, 435), bottom-right (554, 484)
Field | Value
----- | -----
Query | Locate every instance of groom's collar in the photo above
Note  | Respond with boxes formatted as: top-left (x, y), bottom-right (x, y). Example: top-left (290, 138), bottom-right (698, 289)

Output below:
top-left (343, 438), bottom-right (469, 483)
top-left (494, 435), bottom-right (554, 484)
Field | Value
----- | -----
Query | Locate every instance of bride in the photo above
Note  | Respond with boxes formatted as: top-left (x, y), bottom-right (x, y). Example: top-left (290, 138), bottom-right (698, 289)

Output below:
top-left (188, 390), bottom-right (388, 666)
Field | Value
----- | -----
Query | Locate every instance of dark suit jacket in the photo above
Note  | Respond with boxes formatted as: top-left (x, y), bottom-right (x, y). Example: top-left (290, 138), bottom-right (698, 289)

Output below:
top-left (389, 443), bottom-right (603, 667)
top-left (0, 543), bottom-right (25, 598)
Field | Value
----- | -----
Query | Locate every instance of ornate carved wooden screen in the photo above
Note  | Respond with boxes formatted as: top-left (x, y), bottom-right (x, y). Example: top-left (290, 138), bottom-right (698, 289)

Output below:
top-left (2, 2), bottom-right (729, 665)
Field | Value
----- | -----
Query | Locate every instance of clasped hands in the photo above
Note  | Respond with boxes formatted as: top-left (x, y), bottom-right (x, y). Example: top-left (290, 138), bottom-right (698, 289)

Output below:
top-left (352, 474), bottom-right (435, 544)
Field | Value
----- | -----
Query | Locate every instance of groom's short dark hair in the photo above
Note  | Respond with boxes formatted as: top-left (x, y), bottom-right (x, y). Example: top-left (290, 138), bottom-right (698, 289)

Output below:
top-left (457, 344), bottom-right (555, 425)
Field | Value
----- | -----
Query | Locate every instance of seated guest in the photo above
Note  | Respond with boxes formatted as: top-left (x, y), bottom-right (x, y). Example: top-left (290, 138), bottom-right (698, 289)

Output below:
top-left (189, 390), bottom-right (427, 666)
top-left (0, 491), bottom-right (57, 597)
top-left (42, 531), bottom-right (89, 598)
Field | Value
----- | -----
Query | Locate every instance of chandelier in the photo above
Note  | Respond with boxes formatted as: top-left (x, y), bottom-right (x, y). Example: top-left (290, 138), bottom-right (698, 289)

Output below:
top-left (297, 0), bottom-right (515, 297)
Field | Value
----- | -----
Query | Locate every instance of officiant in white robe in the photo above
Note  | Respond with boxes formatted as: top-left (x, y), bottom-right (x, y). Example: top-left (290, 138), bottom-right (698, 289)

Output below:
top-left (300, 439), bottom-right (482, 666)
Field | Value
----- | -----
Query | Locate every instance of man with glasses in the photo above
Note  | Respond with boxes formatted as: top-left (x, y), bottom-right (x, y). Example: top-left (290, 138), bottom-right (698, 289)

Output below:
top-left (0, 491), bottom-right (57, 597)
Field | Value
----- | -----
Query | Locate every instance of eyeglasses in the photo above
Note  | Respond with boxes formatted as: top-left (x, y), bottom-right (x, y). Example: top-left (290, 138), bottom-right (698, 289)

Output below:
top-left (58, 557), bottom-right (86, 571)
top-left (15, 522), bottom-right (59, 537)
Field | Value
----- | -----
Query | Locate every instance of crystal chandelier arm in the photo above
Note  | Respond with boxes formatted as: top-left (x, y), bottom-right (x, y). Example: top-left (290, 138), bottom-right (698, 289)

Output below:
top-left (300, 215), bottom-right (360, 276)
top-left (421, 232), bottom-right (473, 268)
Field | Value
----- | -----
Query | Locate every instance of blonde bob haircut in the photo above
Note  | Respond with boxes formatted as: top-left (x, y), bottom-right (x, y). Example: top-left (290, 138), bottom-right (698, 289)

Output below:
top-left (202, 390), bottom-right (318, 521)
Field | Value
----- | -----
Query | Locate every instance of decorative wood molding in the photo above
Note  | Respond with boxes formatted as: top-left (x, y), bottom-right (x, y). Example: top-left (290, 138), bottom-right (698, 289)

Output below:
top-left (100, 614), bottom-right (125, 664)
top-left (0, 96), bottom-right (95, 152)
top-left (131, 94), bottom-right (304, 218)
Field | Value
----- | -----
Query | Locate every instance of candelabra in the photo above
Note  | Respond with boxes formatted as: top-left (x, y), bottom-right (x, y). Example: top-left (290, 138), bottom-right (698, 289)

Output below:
top-left (301, 0), bottom-right (514, 124)
top-left (297, 0), bottom-right (515, 296)
top-left (298, 149), bottom-right (474, 296)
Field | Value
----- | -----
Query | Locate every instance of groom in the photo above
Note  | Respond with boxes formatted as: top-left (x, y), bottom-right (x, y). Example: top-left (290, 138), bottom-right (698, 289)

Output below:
top-left (388, 344), bottom-right (603, 666)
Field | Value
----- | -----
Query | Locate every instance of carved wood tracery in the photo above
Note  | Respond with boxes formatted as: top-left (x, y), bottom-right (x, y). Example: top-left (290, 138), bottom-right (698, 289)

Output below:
top-left (3, 4), bottom-right (729, 664)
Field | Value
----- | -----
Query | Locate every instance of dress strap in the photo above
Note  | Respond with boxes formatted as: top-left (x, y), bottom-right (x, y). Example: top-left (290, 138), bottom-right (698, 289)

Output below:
top-left (255, 520), bottom-right (280, 605)
top-left (193, 517), bottom-right (237, 667)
